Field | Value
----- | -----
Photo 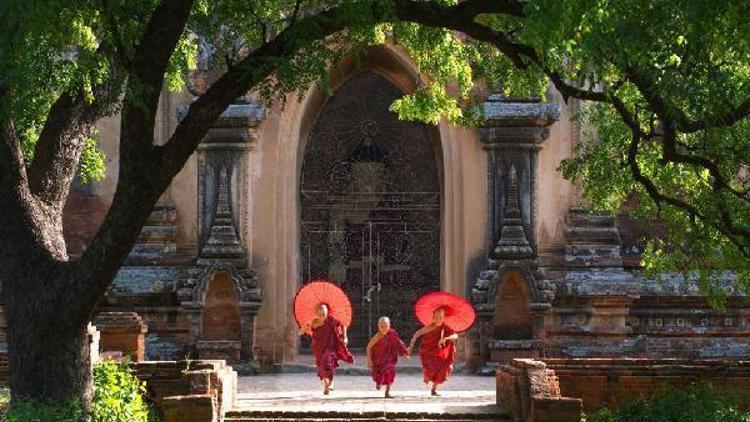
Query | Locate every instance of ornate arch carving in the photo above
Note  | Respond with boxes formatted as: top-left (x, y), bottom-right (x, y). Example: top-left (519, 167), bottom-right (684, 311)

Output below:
top-left (487, 263), bottom-right (543, 305)
top-left (192, 261), bottom-right (261, 304)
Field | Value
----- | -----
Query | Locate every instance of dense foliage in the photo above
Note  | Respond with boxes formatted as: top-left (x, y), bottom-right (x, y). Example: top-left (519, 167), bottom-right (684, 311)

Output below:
top-left (0, 361), bottom-right (154, 421)
top-left (91, 360), bottom-right (155, 422)
top-left (3, 1), bottom-right (747, 292)
top-left (586, 383), bottom-right (750, 422)
top-left (3, 0), bottom-right (747, 296)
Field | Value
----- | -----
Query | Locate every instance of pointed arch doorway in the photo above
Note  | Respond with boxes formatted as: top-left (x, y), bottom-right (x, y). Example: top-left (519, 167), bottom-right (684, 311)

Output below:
top-left (299, 71), bottom-right (442, 350)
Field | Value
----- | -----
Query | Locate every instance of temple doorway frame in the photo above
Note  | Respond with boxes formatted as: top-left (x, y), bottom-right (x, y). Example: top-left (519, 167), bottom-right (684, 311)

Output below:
top-left (252, 44), bottom-right (486, 363)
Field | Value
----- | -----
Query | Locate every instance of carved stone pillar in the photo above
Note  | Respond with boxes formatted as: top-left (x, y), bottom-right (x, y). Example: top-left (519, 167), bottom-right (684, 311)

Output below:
top-left (196, 103), bottom-right (263, 250)
top-left (470, 95), bottom-right (559, 369)
top-left (178, 103), bottom-right (264, 362)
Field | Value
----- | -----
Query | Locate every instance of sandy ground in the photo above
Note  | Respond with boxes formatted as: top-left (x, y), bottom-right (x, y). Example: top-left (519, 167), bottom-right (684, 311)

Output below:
top-left (234, 373), bottom-right (499, 415)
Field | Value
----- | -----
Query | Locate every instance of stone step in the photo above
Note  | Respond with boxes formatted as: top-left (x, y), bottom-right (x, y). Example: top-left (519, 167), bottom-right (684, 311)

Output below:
top-left (226, 418), bottom-right (507, 422)
top-left (225, 410), bottom-right (509, 421)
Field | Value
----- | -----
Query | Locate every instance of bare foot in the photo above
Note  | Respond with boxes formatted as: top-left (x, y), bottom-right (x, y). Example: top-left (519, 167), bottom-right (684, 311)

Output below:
top-left (431, 389), bottom-right (440, 396)
top-left (328, 381), bottom-right (335, 391)
top-left (376, 384), bottom-right (381, 390)
top-left (385, 393), bottom-right (394, 399)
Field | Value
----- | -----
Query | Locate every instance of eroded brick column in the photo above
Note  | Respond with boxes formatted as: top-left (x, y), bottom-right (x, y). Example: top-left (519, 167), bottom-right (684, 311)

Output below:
top-left (93, 312), bottom-right (147, 361)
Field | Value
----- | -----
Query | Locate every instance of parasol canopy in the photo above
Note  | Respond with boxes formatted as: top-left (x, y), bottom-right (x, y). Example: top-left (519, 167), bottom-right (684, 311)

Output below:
top-left (294, 279), bottom-right (352, 327)
top-left (414, 291), bottom-right (476, 332)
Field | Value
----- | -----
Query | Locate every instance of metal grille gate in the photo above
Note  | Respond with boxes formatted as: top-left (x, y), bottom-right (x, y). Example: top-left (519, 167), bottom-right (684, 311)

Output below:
top-left (299, 72), bottom-right (441, 351)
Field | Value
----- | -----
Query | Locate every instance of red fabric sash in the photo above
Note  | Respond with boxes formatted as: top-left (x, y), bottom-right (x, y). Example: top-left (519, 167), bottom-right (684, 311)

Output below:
top-left (311, 316), bottom-right (354, 380)
top-left (370, 328), bottom-right (409, 385)
top-left (419, 324), bottom-right (456, 384)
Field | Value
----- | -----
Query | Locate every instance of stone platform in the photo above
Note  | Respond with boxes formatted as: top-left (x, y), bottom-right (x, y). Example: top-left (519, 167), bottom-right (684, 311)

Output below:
top-left (228, 374), bottom-right (507, 421)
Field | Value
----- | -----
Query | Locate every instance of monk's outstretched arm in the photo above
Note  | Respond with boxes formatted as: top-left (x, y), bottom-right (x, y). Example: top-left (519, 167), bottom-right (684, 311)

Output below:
top-left (439, 332), bottom-right (459, 346)
top-left (408, 325), bottom-right (431, 352)
top-left (299, 320), bottom-right (313, 336)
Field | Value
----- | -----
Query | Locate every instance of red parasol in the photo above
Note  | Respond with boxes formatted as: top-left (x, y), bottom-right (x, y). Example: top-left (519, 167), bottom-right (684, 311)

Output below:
top-left (414, 291), bottom-right (476, 332)
top-left (294, 279), bottom-right (352, 327)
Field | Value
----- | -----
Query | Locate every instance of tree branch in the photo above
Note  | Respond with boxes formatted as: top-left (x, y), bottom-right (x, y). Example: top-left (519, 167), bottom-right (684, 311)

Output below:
top-left (72, 0), bottom-right (389, 323)
top-left (680, 98), bottom-right (750, 133)
top-left (0, 114), bottom-right (67, 265)
top-left (26, 93), bottom-right (105, 207)
top-left (290, 0), bottom-right (304, 24)
top-left (119, 0), bottom-right (196, 158)
top-left (625, 68), bottom-right (749, 203)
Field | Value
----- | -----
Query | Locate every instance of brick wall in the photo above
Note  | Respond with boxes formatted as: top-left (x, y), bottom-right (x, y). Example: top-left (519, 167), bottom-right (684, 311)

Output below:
top-left (498, 357), bottom-right (750, 421)
top-left (544, 358), bottom-right (750, 411)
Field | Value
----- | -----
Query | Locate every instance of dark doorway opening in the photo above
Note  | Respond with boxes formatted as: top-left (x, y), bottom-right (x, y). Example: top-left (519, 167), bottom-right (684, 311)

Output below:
top-left (299, 72), bottom-right (441, 351)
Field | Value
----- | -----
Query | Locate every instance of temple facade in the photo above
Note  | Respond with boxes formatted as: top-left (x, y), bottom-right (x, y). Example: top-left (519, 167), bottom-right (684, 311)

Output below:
top-left (57, 44), bottom-right (749, 368)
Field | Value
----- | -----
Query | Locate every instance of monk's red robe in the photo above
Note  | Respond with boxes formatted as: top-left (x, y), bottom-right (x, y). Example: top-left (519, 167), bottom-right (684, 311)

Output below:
top-left (311, 316), bottom-right (354, 380)
top-left (370, 328), bottom-right (409, 386)
top-left (419, 324), bottom-right (456, 384)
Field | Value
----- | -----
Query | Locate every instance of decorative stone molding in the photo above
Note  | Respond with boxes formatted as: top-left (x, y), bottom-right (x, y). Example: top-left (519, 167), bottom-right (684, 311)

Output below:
top-left (196, 102), bottom-right (263, 252)
top-left (482, 263), bottom-right (546, 305)
top-left (198, 168), bottom-right (247, 262)
top-left (480, 95), bottom-right (559, 255)
top-left (180, 102), bottom-right (265, 362)
top-left (189, 262), bottom-right (261, 304)
top-left (470, 95), bottom-right (559, 369)
top-left (494, 165), bottom-right (534, 259)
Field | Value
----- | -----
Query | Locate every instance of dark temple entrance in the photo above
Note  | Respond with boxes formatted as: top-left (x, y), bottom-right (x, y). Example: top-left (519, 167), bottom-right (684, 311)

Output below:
top-left (300, 72), bottom-right (441, 350)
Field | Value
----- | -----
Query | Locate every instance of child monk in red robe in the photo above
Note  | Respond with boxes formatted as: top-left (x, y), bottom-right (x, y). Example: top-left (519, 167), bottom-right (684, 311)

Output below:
top-left (366, 316), bottom-right (410, 398)
top-left (299, 303), bottom-right (354, 395)
top-left (408, 308), bottom-right (459, 396)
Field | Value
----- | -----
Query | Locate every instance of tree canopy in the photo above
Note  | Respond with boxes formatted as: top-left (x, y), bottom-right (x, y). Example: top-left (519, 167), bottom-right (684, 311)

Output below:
top-left (1, 0), bottom-right (749, 331)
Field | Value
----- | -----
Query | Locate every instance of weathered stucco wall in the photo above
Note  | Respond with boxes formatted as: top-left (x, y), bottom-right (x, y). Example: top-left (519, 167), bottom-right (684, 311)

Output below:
top-left (535, 89), bottom-right (581, 247)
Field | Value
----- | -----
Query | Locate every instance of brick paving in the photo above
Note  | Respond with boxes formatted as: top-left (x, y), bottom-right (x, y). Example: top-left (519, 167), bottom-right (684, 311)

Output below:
top-left (235, 373), bottom-right (500, 416)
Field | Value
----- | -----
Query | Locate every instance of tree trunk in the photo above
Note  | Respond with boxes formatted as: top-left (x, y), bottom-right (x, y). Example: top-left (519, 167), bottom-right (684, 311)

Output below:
top-left (5, 270), bottom-right (92, 409)
top-left (0, 185), bottom-right (94, 408)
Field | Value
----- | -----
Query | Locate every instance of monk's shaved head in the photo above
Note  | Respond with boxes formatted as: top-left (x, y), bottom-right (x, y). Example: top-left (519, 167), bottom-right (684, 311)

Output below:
top-left (377, 316), bottom-right (391, 334)
top-left (315, 303), bottom-right (329, 318)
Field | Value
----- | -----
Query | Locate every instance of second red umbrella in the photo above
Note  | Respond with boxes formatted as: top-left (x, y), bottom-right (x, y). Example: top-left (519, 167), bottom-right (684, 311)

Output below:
top-left (414, 291), bottom-right (475, 332)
